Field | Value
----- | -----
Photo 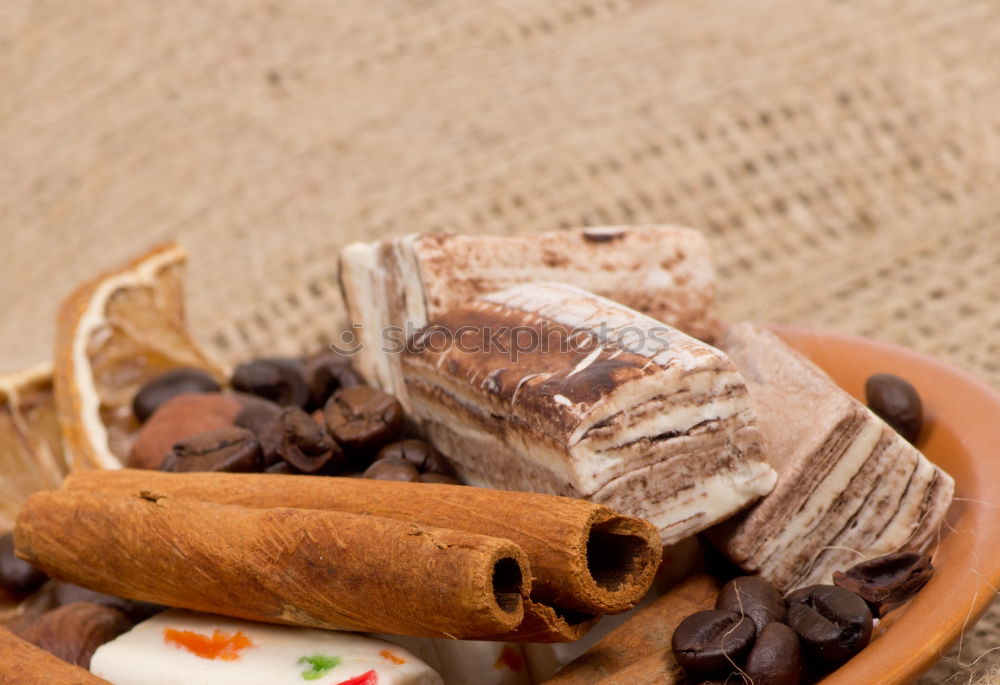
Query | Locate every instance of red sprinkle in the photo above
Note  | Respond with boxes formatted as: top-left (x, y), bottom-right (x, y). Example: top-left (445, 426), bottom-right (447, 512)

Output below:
top-left (334, 670), bottom-right (378, 685)
top-left (494, 645), bottom-right (524, 672)
top-left (162, 628), bottom-right (253, 661)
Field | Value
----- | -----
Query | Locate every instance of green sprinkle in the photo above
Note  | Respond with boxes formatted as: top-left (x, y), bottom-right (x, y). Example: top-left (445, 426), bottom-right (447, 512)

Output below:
top-left (298, 655), bottom-right (342, 680)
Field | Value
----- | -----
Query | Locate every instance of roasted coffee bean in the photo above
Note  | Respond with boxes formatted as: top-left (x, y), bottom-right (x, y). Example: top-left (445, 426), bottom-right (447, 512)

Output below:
top-left (305, 353), bottom-right (363, 407)
top-left (324, 386), bottom-right (405, 467)
top-left (716, 575), bottom-right (786, 634)
top-left (833, 552), bottom-right (933, 615)
top-left (376, 439), bottom-right (452, 475)
top-left (0, 532), bottom-right (47, 597)
top-left (865, 373), bottom-right (923, 443)
top-left (234, 395), bottom-right (286, 465)
top-left (265, 460), bottom-right (298, 475)
top-left (128, 393), bottom-right (243, 470)
top-left (671, 609), bottom-right (756, 678)
top-left (258, 420), bottom-right (286, 466)
top-left (743, 622), bottom-right (803, 685)
top-left (234, 395), bottom-right (283, 435)
top-left (231, 358), bottom-right (310, 408)
top-left (132, 368), bottom-right (221, 423)
top-left (21, 602), bottom-right (133, 669)
top-left (363, 456), bottom-right (421, 482)
top-left (160, 426), bottom-right (263, 473)
top-left (786, 584), bottom-right (872, 664)
top-left (277, 407), bottom-right (344, 474)
top-left (419, 473), bottom-right (463, 485)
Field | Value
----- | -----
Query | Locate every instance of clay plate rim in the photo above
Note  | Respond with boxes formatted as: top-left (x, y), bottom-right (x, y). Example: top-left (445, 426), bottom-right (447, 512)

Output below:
top-left (774, 326), bottom-right (1000, 685)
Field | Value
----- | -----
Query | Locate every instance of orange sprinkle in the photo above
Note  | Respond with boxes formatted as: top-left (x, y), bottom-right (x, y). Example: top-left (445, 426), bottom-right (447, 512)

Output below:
top-left (163, 628), bottom-right (254, 661)
top-left (380, 649), bottom-right (406, 665)
top-left (494, 646), bottom-right (523, 672)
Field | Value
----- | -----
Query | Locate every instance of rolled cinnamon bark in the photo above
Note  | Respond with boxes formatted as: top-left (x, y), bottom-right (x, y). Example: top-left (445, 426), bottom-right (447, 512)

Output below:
top-left (544, 573), bottom-right (717, 684)
top-left (0, 625), bottom-right (111, 684)
top-left (14, 489), bottom-right (529, 639)
top-left (63, 470), bottom-right (660, 615)
top-left (485, 600), bottom-right (598, 643)
top-left (590, 649), bottom-right (683, 685)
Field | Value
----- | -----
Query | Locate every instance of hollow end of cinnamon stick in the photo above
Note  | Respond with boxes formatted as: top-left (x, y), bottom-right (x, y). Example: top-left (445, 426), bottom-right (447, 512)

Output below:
top-left (491, 555), bottom-right (525, 614)
top-left (569, 510), bottom-right (661, 614)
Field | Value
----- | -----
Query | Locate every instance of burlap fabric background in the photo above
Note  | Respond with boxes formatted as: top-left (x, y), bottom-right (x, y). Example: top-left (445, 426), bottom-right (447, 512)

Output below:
top-left (2, 1), bottom-right (999, 681)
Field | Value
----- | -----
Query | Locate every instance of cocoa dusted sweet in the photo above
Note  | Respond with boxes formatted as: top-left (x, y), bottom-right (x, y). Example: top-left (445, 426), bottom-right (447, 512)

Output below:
top-left (128, 393), bottom-right (243, 470)
top-left (132, 369), bottom-right (221, 423)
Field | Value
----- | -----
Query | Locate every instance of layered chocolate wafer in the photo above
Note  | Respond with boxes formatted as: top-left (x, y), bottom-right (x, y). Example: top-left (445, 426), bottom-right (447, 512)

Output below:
top-left (400, 283), bottom-right (776, 544)
top-left (710, 323), bottom-right (955, 591)
top-left (339, 226), bottom-right (721, 404)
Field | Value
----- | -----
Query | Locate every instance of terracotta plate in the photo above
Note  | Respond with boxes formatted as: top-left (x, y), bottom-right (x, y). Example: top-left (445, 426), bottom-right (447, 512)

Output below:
top-left (775, 326), bottom-right (1000, 684)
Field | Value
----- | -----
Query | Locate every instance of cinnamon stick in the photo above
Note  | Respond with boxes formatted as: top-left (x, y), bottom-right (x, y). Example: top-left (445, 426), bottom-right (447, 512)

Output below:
top-left (0, 625), bottom-right (111, 684)
top-left (544, 573), bottom-right (717, 684)
top-left (14, 489), bottom-right (529, 639)
top-left (590, 648), bottom-right (684, 685)
top-left (63, 470), bottom-right (661, 614)
top-left (485, 600), bottom-right (599, 643)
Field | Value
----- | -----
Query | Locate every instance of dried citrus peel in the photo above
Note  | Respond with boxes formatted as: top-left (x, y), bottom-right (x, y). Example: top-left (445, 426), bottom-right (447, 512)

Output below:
top-left (0, 363), bottom-right (66, 534)
top-left (299, 655), bottom-right (342, 680)
top-left (56, 243), bottom-right (224, 470)
top-left (71, 245), bottom-right (188, 469)
top-left (162, 627), bottom-right (254, 661)
top-left (379, 649), bottom-right (405, 665)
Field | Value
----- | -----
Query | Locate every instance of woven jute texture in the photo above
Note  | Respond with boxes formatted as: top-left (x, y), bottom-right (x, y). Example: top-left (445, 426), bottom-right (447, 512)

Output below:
top-left (2, 1), bottom-right (999, 681)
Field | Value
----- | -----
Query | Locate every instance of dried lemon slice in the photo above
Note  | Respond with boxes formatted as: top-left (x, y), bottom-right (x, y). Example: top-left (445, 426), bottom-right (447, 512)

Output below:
top-left (0, 364), bottom-right (66, 621)
top-left (0, 363), bottom-right (66, 534)
top-left (54, 243), bottom-right (224, 470)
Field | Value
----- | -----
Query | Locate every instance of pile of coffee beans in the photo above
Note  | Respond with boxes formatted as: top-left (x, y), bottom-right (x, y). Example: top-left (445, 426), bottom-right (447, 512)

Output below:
top-left (1, 352), bottom-right (463, 669)
top-left (672, 552), bottom-right (933, 684)
top-left (126, 352), bottom-right (460, 484)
